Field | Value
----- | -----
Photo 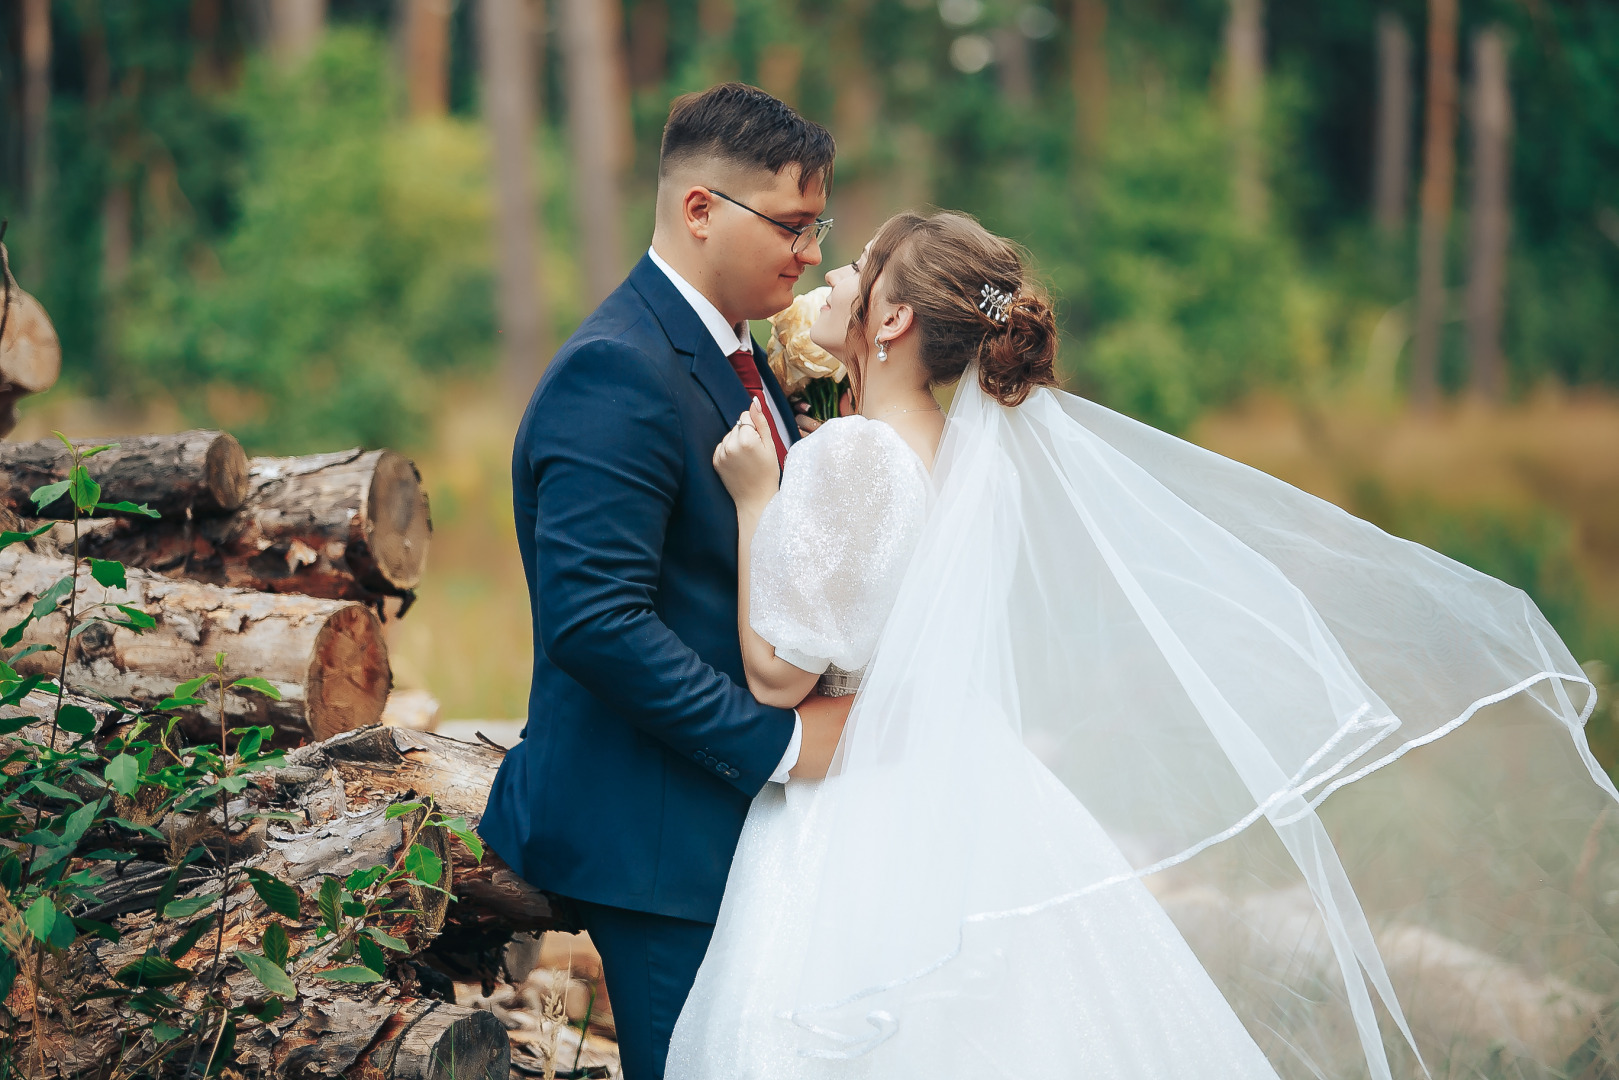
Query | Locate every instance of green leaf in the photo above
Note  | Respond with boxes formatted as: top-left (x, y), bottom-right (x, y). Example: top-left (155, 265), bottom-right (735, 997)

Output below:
top-left (363, 926), bottom-right (409, 952)
top-left (317, 965), bottom-right (383, 984)
top-left (317, 877), bottom-right (343, 934)
top-left (105, 753), bottom-right (141, 796)
top-left (343, 866), bottom-right (387, 892)
top-left (440, 816), bottom-right (485, 863)
top-left (245, 869), bottom-right (302, 919)
top-left (58, 796), bottom-right (106, 847)
top-left (114, 955), bottom-right (193, 989)
top-left (0, 523), bottom-right (53, 551)
top-left (88, 559), bottom-right (127, 590)
top-left (234, 728), bottom-right (264, 759)
top-left (220, 774), bottom-right (251, 793)
top-left (78, 443), bottom-right (117, 459)
top-left (56, 704), bottom-right (98, 736)
top-left (162, 891), bottom-right (221, 918)
top-left (403, 843), bottom-right (443, 886)
top-left (112, 605), bottom-right (156, 630)
top-left (150, 1021), bottom-right (184, 1042)
top-left (31, 575), bottom-right (74, 618)
top-left (357, 935), bottom-right (387, 975)
top-left (230, 676), bottom-right (283, 701)
top-left (158, 696), bottom-right (207, 711)
top-left (109, 816), bottom-right (164, 840)
top-left (0, 954), bottom-right (16, 1001)
top-left (166, 913), bottom-right (216, 960)
top-left (6, 642), bottom-right (53, 664)
top-left (383, 801), bottom-right (424, 821)
top-left (261, 920), bottom-right (291, 967)
top-left (95, 501), bottom-right (161, 519)
top-left (23, 896), bottom-right (57, 942)
top-left (204, 1018), bottom-right (236, 1075)
top-left (255, 997), bottom-right (284, 1023)
top-left (1, 619), bottom-right (33, 650)
top-left (173, 674), bottom-right (211, 700)
top-left (234, 950), bottom-right (296, 999)
top-left (69, 467), bottom-right (102, 513)
top-left (30, 480), bottom-right (71, 510)
top-left (48, 912), bottom-right (78, 949)
top-left (70, 917), bottom-right (121, 943)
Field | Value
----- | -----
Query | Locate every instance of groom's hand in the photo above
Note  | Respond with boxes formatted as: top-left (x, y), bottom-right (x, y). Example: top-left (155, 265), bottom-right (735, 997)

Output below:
top-left (790, 693), bottom-right (855, 780)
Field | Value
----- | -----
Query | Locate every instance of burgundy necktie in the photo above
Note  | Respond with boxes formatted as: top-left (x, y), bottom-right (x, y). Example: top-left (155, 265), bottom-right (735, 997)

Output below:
top-left (727, 347), bottom-right (788, 467)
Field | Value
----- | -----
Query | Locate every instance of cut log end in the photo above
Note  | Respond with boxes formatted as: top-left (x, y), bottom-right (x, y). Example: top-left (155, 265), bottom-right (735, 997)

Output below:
top-left (306, 601), bottom-right (392, 740)
top-left (202, 431), bottom-right (250, 511)
top-left (0, 279), bottom-right (62, 395)
top-left (366, 450), bottom-right (433, 591)
top-left (396, 1002), bottom-right (510, 1080)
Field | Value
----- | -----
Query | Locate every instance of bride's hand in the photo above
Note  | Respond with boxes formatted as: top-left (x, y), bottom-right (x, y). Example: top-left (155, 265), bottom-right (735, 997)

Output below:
top-left (713, 400), bottom-right (781, 509)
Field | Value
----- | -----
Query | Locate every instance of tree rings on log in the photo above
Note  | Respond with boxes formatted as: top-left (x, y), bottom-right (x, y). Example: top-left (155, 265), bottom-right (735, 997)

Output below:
top-left (0, 547), bottom-right (390, 744)
top-left (0, 429), bottom-right (249, 517)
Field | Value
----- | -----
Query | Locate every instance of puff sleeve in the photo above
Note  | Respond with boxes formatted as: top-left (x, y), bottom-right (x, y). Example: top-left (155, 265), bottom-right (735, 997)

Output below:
top-left (749, 416), bottom-right (932, 674)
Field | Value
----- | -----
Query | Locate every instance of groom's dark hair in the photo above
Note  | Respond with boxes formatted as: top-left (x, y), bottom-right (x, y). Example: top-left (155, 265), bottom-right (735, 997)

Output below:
top-left (659, 83), bottom-right (835, 194)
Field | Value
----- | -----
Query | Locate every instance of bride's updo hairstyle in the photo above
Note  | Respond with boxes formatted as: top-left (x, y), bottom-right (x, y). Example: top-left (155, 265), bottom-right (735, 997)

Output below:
top-left (852, 210), bottom-right (1059, 407)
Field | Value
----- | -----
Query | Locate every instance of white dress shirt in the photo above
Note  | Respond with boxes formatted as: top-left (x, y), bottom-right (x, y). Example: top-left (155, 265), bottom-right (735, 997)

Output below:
top-left (648, 246), bottom-right (804, 783)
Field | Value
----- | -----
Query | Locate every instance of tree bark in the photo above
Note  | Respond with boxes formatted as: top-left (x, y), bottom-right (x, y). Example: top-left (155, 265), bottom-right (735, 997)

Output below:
top-left (0, 430), bottom-right (248, 518)
top-left (1412, 0), bottom-right (1459, 409)
top-left (1223, 0), bottom-right (1266, 228)
top-left (1465, 26), bottom-right (1511, 402)
top-left (1070, 0), bottom-right (1109, 160)
top-left (479, 0), bottom-right (550, 399)
top-left (1373, 12), bottom-right (1414, 236)
top-left (560, 0), bottom-right (631, 309)
top-left (403, 0), bottom-right (452, 119)
top-left (0, 548), bottom-right (391, 744)
top-left (629, 0), bottom-right (669, 90)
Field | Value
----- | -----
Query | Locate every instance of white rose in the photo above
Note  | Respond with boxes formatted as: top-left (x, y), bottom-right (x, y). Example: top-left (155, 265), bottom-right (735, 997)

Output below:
top-left (765, 287), bottom-right (845, 395)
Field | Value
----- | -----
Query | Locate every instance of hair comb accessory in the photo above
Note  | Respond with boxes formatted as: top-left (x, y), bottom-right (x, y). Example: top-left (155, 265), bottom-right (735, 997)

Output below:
top-left (979, 283), bottom-right (1013, 323)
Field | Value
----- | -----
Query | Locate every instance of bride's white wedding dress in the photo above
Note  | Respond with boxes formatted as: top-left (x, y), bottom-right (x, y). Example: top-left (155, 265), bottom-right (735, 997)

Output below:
top-left (670, 378), bottom-right (1618, 1079)
top-left (667, 414), bottom-right (1280, 1078)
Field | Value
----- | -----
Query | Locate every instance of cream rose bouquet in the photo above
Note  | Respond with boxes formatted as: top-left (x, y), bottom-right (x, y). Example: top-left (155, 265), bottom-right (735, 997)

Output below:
top-left (765, 287), bottom-right (849, 423)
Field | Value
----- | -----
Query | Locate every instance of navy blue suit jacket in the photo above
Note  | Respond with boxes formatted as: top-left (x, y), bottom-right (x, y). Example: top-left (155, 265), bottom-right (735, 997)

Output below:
top-left (480, 255), bottom-right (800, 924)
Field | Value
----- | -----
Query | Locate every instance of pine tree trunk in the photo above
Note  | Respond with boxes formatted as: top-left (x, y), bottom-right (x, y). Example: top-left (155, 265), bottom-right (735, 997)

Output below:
top-left (479, 0), bottom-right (549, 398)
top-left (1373, 12), bottom-right (1414, 236)
top-left (403, 0), bottom-right (452, 118)
top-left (629, 0), bottom-right (670, 90)
top-left (21, 0), bottom-right (51, 210)
top-left (561, 0), bottom-right (631, 309)
top-left (266, 0), bottom-right (326, 66)
top-left (1224, 0), bottom-right (1266, 227)
top-left (1070, 0), bottom-right (1109, 159)
top-left (0, 548), bottom-right (391, 744)
top-left (1411, 0), bottom-right (1459, 409)
top-left (1465, 26), bottom-right (1511, 402)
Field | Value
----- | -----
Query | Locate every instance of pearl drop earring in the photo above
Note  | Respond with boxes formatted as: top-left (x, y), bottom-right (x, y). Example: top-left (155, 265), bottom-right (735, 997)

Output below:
top-left (876, 337), bottom-right (888, 363)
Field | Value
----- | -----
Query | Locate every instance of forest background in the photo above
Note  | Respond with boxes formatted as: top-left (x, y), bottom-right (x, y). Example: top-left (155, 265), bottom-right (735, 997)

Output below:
top-left (2, 0), bottom-right (1617, 765)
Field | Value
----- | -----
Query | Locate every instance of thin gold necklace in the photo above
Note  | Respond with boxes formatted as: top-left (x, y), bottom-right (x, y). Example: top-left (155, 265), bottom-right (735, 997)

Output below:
top-left (864, 402), bottom-right (942, 418)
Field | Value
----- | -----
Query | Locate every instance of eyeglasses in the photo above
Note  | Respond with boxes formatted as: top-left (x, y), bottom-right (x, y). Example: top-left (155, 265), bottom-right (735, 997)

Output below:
top-left (707, 188), bottom-right (833, 255)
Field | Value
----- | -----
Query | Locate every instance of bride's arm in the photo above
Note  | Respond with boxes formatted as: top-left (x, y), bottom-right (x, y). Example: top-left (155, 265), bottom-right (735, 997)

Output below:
top-left (714, 402), bottom-right (822, 709)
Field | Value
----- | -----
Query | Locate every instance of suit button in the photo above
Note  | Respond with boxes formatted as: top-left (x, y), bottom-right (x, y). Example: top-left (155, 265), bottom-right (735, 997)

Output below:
top-left (704, 755), bottom-right (717, 767)
top-left (726, 768), bottom-right (740, 780)
top-left (716, 761), bottom-right (729, 773)
top-left (693, 750), bottom-right (705, 763)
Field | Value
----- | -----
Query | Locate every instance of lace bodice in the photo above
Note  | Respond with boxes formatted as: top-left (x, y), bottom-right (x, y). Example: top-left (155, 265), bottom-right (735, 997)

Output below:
top-left (750, 415), bottom-right (932, 675)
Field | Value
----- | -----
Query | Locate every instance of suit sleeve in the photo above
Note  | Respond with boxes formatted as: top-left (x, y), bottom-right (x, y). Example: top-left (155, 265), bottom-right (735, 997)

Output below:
top-left (526, 338), bottom-right (795, 795)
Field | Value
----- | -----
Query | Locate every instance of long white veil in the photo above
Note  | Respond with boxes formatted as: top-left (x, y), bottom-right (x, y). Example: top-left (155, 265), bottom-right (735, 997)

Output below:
top-left (784, 374), bottom-right (1619, 1077)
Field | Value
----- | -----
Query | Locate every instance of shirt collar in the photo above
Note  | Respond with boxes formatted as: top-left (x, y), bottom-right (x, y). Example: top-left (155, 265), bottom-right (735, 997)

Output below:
top-left (647, 246), bottom-right (748, 357)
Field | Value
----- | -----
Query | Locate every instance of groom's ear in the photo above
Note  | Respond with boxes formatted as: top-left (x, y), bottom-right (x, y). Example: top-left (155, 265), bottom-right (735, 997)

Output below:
top-left (681, 186), bottom-right (717, 240)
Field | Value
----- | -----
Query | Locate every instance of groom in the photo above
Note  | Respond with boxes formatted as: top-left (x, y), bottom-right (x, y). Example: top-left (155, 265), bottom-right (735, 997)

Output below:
top-left (480, 84), bottom-right (852, 1079)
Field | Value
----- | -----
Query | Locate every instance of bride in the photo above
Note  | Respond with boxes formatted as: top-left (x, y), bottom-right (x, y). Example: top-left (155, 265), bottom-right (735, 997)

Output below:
top-left (668, 210), bottom-right (1619, 1078)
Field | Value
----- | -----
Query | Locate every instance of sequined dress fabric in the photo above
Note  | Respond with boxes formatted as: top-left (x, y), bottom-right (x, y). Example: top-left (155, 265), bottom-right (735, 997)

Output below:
top-left (666, 416), bottom-right (1280, 1079)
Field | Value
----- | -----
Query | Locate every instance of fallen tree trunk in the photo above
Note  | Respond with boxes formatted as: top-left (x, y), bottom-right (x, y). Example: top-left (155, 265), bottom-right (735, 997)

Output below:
top-left (0, 429), bottom-right (248, 517)
top-left (75, 447), bottom-right (432, 602)
top-left (0, 238), bottom-right (60, 439)
top-left (0, 547), bottom-right (390, 744)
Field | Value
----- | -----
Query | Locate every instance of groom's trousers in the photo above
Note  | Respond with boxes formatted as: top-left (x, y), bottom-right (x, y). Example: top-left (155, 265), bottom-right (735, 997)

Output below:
top-left (575, 898), bottom-right (714, 1080)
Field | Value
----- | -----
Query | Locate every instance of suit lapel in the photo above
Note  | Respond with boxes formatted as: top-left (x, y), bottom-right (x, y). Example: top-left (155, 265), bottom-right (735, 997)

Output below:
top-left (752, 338), bottom-right (800, 447)
top-left (629, 255), bottom-right (755, 427)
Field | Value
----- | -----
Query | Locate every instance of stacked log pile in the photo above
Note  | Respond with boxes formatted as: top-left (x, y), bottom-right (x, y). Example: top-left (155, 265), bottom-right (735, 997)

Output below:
top-left (0, 692), bottom-right (562, 1079)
